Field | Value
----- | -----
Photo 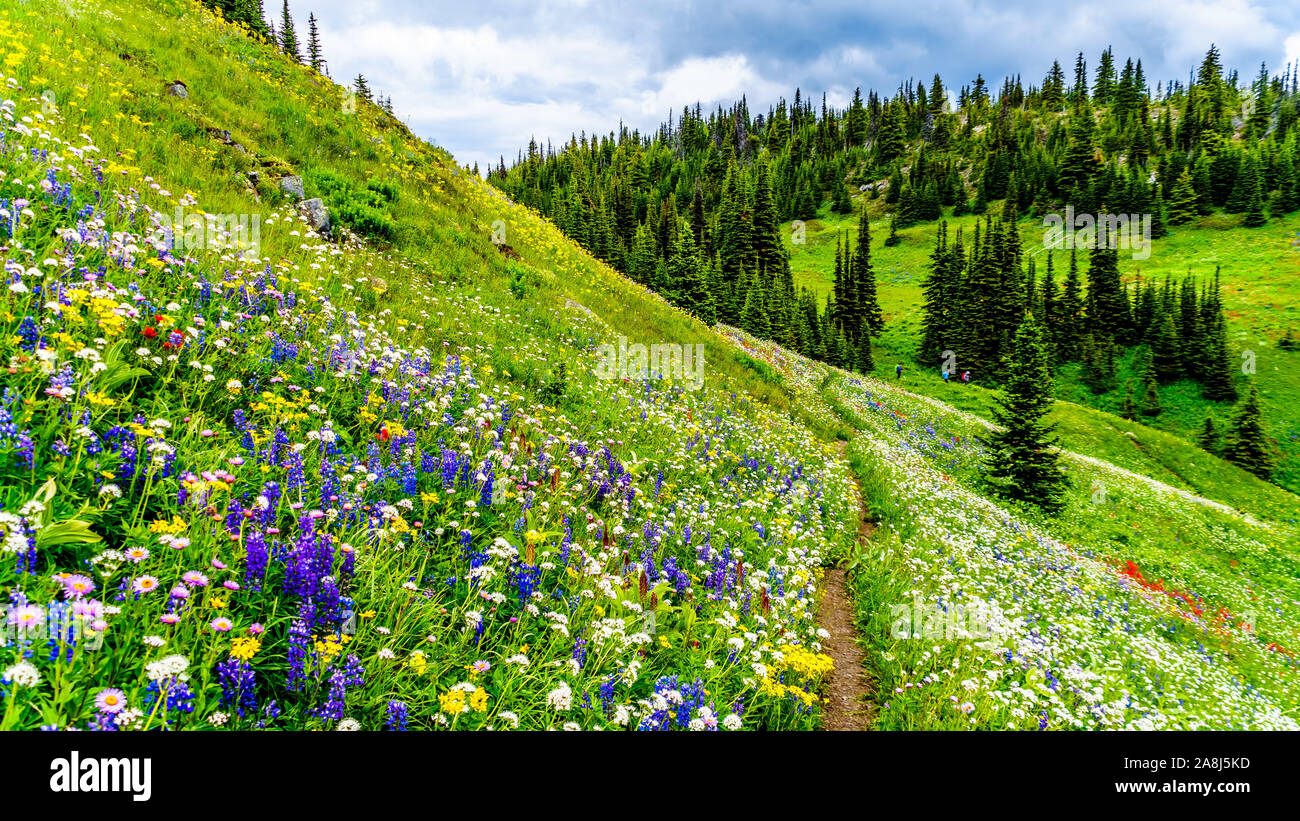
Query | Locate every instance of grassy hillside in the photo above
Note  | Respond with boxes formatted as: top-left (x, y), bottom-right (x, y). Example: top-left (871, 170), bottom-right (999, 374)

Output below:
top-left (1, 0), bottom-right (1296, 733)
top-left (724, 327), bottom-right (1300, 729)
top-left (0, 0), bottom-right (858, 731)
top-left (784, 198), bottom-right (1300, 495)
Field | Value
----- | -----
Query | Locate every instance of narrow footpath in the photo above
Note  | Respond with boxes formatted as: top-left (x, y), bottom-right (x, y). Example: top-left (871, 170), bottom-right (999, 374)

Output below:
top-left (818, 440), bottom-right (877, 731)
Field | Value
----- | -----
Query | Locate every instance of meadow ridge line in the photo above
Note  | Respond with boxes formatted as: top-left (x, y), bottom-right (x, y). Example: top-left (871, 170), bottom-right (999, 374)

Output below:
top-left (817, 440), bottom-right (876, 731)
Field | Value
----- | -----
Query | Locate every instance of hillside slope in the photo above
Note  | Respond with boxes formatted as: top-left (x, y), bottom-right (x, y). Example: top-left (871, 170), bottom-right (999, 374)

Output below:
top-left (1, 0), bottom-right (1296, 733)
top-left (0, 0), bottom-right (857, 731)
top-left (725, 327), bottom-right (1300, 729)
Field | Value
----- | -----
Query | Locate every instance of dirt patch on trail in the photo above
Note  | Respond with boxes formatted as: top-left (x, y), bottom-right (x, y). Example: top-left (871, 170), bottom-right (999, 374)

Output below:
top-left (817, 440), bottom-right (876, 731)
top-left (819, 566), bottom-right (875, 730)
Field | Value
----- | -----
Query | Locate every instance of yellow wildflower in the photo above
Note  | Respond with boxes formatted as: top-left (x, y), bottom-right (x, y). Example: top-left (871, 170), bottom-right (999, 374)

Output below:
top-left (230, 637), bottom-right (261, 661)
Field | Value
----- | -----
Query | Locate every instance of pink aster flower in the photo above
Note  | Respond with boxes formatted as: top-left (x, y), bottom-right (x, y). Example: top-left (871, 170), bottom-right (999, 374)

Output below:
top-left (60, 574), bottom-right (96, 599)
top-left (8, 604), bottom-right (43, 630)
top-left (95, 688), bottom-right (126, 714)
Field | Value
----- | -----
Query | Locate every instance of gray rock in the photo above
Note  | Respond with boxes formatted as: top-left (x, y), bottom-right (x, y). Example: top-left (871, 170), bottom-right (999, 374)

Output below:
top-left (298, 198), bottom-right (329, 234)
top-left (166, 82), bottom-right (188, 99)
top-left (564, 298), bottom-right (597, 318)
top-left (279, 176), bottom-right (305, 200)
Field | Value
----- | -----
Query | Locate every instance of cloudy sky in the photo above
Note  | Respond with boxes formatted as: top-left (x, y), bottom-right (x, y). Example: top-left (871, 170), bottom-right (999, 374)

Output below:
top-left (291, 0), bottom-right (1300, 172)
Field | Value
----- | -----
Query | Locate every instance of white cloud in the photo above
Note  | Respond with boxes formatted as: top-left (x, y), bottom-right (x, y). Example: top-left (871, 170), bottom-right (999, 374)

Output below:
top-left (634, 55), bottom-right (783, 116)
top-left (1286, 31), bottom-right (1300, 68)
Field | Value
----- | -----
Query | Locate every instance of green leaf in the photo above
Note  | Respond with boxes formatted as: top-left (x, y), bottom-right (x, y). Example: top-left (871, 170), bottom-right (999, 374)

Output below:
top-left (35, 519), bottom-right (102, 549)
top-left (101, 366), bottom-right (152, 393)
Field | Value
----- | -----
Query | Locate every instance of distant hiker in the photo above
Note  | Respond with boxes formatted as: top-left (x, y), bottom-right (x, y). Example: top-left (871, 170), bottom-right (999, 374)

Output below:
top-left (942, 369), bottom-right (950, 384)
top-left (895, 364), bottom-right (903, 380)
top-left (961, 370), bottom-right (970, 384)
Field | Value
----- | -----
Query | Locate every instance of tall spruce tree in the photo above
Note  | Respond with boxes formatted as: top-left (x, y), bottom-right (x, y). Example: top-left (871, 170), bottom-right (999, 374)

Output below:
top-left (853, 207), bottom-right (884, 337)
top-left (875, 100), bottom-right (907, 166)
top-left (1167, 168), bottom-right (1198, 224)
top-left (1224, 384), bottom-right (1275, 479)
top-left (983, 313), bottom-right (1069, 514)
top-left (919, 222), bottom-right (957, 366)
top-left (306, 12), bottom-right (324, 72)
top-left (279, 1), bottom-right (301, 62)
top-left (1197, 416), bottom-right (1221, 454)
top-left (1200, 270), bottom-right (1237, 401)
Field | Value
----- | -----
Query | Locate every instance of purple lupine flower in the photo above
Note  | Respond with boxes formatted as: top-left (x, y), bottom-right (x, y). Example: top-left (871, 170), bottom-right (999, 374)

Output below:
top-left (384, 700), bottom-right (409, 731)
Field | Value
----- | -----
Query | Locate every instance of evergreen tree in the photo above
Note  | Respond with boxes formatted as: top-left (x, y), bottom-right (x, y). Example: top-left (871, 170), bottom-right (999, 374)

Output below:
top-left (1137, 347), bottom-right (1162, 416)
top-left (1223, 384), bottom-right (1275, 479)
top-left (1071, 52), bottom-right (1088, 110)
top-left (846, 87), bottom-right (867, 147)
top-left (1248, 61), bottom-right (1272, 139)
top-left (1200, 271), bottom-right (1238, 401)
top-left (919, 223), bottom-right (959, 366)
top-left (853, 210), bottom-right (884, 337)
top-left (875, 100), bottom-right (907, 166)
top-left (279, 1), bottom-right (300, 62)
top-left (983, 313), bottom-right (1069, 514)
top-left (1081, 333), bottom-right (1117, 393)
top-left (1170, 167), bottom-right (1196, 226)
top-left (1057, 249), bottom-right (1084, 360)
top-left (831, 175), bottom-right (852, 214)
top-left (306, 12), bottom-right (324, 73)
top-left (1058, 101), bottom-right (1101, 197)
top-left (884, 166), bottom-right (903, 204)
top-left (1042, 60), bottom-right (1066, 110)
top-left (1167, 168), bottom-right (1198, 224)
top-left (1150, 183), bottom-right (1168, 238)
top-left (1197, 416), bottom-right (1221, 454)
top-left (1240, 153), bottom-right (1268, 227)
top-left (205, 0), bottom-right (271, 34)
top-left (717, 162), bottom-right (753, 285)
top-left (1149, 310), bottom-right (1180, 382)
top-left (739, 268), bottom-right (769, 339)
top-left (856, 329), bottom-right (874, 375)
top-left (1273, 158), bottom-right (1299, 215)
top-left (1085, 228), bottom-right (1131, 343)
top-left (690, 185), bottom-right (706, 248)
top-left (353, 73), bottom-right (372, 102)
top-left (1094, 47), bottom-right (1116, 104)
